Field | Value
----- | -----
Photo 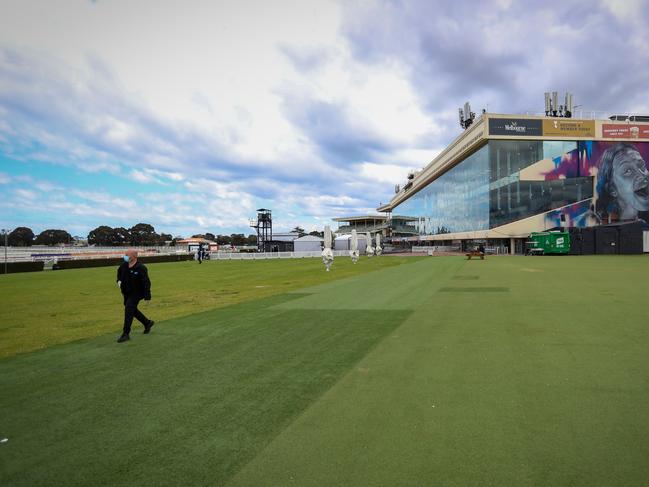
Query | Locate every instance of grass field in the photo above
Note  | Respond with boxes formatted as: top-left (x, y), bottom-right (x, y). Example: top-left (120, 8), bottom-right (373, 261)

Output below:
top-left (0, 257), bottom-right (414, 358)
top-left (2, 255), bottom-right (649, 486)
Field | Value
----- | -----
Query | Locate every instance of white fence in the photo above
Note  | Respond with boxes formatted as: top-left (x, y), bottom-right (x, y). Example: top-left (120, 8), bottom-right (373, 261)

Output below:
top-left (412, 245), bottom-right (461, 253)
top-left (2, 247), bottom-right (366, 264)
top-left (1, 246), bottom-right (188, 263)
top-left (211, 250), bottom-right (348, 260)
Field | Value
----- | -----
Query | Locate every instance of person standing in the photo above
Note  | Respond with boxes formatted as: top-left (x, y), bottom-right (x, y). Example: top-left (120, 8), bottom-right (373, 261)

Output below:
top-left (197, 243), bottom-right (204, 264)
top-left (116, 249), bottom-right (154, 343)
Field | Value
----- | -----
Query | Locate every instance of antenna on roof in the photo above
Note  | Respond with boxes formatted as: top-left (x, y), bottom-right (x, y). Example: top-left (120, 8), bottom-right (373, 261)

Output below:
top-left (458, 101), bottom-right (475, 129)
top-left (544, 91), bottom-right (573, 118)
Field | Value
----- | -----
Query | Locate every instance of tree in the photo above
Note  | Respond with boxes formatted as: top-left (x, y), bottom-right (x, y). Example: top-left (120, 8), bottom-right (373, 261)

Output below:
top-left (35, 229), bottom-right (73, 246)
top-left (230, 233), bottom-right (246, 246)
top-left (291, 226), bottom-right (306, 237)
top-left (309, 230), bottom-right (324, 238)
top-left (112, 227), bottom-right (131, 246)
top-left (216, 234), bottom-right (231, 245)
top-left (7, 227), bottom-right (34, 246)
top-left (246, 234), bottom-right (257, 245)
top-left (129, 223), bottom-right (158, 246)
top-left (192, 232), bottom-right (215, 242)
top-left (88, 226), bottom-right (115, 246)
top-left (159, 233), bottom-right (173, 245)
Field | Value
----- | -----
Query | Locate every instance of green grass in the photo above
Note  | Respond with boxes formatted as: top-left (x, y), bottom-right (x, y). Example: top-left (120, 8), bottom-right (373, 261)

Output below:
top-left (2, 255), bottom-right (649, 486)
top-left (0, 257), bottom-right (415, 358)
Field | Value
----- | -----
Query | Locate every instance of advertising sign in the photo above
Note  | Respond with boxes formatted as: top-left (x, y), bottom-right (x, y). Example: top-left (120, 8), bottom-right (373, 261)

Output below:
top-left (489, 118), bottom-right (542, 136)
top-left (602, 123), bottom-right (649, 139)
top-left (542, 119), bottom-right (595, 137)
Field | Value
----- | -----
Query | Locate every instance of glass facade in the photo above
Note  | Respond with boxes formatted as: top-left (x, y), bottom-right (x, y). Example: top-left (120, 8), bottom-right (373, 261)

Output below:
top-left (489, 140), bottom-right (593, 228)
top-left (392, 140), bottom-right (594, 235)
top-left (393, 144), bottom-right (490, 235)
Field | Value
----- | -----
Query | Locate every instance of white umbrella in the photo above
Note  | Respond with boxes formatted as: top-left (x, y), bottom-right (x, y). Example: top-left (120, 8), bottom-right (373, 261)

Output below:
top-left (322, 225), bottom-right (334, 271)
top-left (365, 232), bottom-right (374, 257)
top-left (350, 229), bottom-right (359, 263)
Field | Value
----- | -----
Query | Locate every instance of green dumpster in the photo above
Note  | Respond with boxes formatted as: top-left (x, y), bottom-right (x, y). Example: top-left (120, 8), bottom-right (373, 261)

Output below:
top-left (526, 231), bottom-right (571, 255)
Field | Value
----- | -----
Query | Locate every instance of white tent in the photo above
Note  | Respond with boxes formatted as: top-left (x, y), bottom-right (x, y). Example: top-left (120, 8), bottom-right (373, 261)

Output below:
top-left (294, 235), bottom-right (324, 252)
top-left (334, 234), bottom-right (368, 253)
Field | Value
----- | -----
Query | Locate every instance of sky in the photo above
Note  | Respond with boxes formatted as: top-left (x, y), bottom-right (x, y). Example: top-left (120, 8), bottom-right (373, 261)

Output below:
top-left (1, 0), bottom-right (649, 238)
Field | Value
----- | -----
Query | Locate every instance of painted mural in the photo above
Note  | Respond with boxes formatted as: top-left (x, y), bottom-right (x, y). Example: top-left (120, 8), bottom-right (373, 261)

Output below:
top-left (543, 141), bottom-right (649, 228)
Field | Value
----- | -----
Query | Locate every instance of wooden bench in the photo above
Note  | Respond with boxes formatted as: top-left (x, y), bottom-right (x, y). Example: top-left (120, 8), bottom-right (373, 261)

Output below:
top-left (466, 251), bottom-right (484, 260)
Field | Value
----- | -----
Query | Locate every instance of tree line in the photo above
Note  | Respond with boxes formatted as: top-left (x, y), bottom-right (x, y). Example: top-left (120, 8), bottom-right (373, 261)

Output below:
top-left (3, 224), bottom-right (324, 247)
top-left (2, 224), bottom-right (260, 247)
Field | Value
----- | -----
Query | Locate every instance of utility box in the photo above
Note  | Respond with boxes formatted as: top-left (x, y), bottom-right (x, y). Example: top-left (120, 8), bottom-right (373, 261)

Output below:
top-left (526, 231), bottom-right (571, 255)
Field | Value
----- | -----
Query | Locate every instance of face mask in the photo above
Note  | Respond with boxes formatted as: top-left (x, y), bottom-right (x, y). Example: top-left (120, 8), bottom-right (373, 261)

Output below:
top-left (123, 255), bottom-right (130, 263)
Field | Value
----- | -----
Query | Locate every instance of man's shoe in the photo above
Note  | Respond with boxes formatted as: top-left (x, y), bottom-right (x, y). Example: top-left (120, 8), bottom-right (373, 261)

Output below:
top-left (117, 334), bottom-right (130, 343)
top-left (144, 320), bottom-right (155, 334)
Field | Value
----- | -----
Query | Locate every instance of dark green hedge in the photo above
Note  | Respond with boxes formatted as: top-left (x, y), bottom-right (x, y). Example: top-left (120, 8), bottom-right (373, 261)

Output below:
top-left (54, 254), bottom-right (193, 270)
top-left (54, 258), bottom-right (122, 270)
top-left (0, 261), bottom-right (45, 274)
top-left (139, 254), bottom-right (194, 264)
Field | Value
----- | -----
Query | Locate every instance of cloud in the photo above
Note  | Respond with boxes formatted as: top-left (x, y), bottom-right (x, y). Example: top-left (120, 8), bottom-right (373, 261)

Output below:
top-left (340, 0), bottom-right (649, 116)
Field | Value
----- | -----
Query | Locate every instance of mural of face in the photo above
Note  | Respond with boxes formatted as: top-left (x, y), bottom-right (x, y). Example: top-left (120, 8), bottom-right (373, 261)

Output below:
top-left (610, 148), bottom-right (649, 219)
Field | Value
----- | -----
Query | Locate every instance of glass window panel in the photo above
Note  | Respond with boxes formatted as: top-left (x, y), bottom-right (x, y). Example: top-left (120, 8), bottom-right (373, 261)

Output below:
top-left (393, 144), bottom-right (489, 235)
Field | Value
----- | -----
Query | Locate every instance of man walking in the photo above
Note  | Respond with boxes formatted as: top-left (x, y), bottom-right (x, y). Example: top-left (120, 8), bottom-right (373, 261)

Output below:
top-left (116, 249), bottom-right (154, 343)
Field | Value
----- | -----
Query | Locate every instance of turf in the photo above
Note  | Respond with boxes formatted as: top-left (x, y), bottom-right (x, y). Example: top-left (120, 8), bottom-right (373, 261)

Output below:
top-left (2, 255), bottom-right (649, 486)
top-left (0, 256), bottom-right (415, 358)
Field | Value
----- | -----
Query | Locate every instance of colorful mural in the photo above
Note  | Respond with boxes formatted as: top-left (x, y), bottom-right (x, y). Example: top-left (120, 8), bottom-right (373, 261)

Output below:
top-left (543, 141), bottom-right (649, 227)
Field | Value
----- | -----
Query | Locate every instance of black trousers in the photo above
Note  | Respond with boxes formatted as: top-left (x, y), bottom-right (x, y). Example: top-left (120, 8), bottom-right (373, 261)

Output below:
top-left (123, 294), bottom-right (149, 335)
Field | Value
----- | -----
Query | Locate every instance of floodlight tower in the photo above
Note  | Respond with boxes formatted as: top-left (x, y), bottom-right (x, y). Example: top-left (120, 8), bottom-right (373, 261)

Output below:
top-left (250, 208), bottom-right (272, 252)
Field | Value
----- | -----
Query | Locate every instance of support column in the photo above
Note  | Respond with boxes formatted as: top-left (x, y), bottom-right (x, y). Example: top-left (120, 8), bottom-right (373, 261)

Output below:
top-left (510, 238), bottom-right (515, 255)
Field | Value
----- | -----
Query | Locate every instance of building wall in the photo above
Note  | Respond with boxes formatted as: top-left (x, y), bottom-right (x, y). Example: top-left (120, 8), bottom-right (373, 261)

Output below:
top-left (392, 139), bottom-right (649, 237)
top-left (294, 240), bottom-right (323, 252)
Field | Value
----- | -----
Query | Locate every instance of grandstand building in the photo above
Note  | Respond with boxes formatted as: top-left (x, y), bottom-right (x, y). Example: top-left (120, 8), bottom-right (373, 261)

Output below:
top-left (332, 215), bottom-right (418, 238)
top-left (378, 113), bottom-right (649, 253)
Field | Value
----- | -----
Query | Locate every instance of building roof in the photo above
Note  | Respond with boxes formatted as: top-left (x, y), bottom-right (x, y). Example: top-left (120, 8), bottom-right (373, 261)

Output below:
top-left (177, 238), bottom-right (216, 244)
top-left (334, 233), bottom-right (368, 240)
top-left (295, 235), bottom-right (324, 241)
top-left (268, 232), bottom-right (300, 242)
top-left (332, 215), bottom-right (387, 222)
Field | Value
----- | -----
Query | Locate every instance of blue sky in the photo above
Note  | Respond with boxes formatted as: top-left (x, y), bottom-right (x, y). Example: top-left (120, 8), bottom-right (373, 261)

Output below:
top-left (2, 0), bottom-right (649, 237)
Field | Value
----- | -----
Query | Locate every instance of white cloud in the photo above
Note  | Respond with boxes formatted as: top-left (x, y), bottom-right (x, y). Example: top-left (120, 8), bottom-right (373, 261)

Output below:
top-left (14, 188), bottom-right (37, 200)
top-left (600, 0), bottom-right (644, 22)
top-left (359, 162), bottom-right (417, 185)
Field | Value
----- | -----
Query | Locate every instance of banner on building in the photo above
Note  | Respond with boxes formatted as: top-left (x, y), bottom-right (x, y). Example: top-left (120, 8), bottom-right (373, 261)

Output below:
top-left (602, 123), bottom-right (649, 140)
top-left (489, 118), bottom-right (542, 136)
top-left (542, 119), bottom-right (595, 137)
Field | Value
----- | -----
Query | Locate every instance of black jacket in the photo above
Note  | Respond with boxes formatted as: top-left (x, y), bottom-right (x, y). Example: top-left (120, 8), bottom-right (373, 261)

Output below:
top-left (117, 261), bottom-right (151, 300)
